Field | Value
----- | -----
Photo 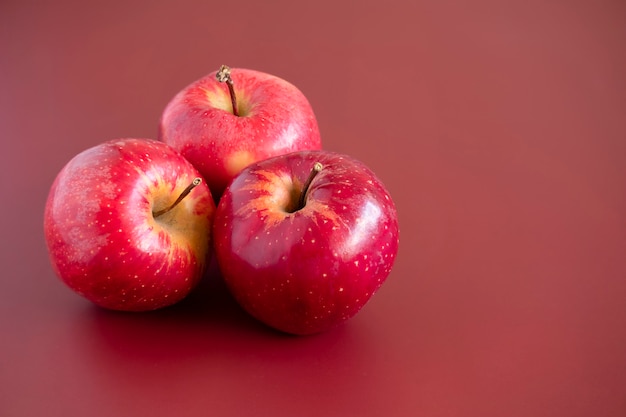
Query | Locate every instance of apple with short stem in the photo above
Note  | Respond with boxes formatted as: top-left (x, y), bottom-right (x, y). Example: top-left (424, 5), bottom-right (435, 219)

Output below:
top-left (44, 138), bottom-right (216, 311)
top-left (158, 65), bottom-right (322, 199)
top-left (213, 150), bottom-right (399, 335)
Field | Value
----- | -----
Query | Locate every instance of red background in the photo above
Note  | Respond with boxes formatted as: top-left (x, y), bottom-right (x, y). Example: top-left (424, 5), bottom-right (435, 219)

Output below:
top-left (1, 0), bottom-right (625, 416)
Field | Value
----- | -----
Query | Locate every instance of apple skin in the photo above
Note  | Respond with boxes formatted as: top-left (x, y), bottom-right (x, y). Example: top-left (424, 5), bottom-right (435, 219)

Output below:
top-left (213, 150), bottom-right (399, 335)
top-left (43, 138), bottom-right (216, 311)
top-left (158, 67), bottom-right (322, 199)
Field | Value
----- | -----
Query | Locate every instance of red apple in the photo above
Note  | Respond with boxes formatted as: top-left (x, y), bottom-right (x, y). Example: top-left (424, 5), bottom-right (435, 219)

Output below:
top-left (158, 65), bottom-right (322, 199)
top-left (213, 150), bottom-right (399, 335)
top-left (44, 138), bottom-right (216, 311)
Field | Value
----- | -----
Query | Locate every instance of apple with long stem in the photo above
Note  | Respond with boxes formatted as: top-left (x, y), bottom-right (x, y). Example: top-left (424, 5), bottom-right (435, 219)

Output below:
top-left (213, 150), bottom-right (399, 335)
top-left (158, 65), bottom-right (322, 199)
top-left (44, 138), bottom-right (216, 311)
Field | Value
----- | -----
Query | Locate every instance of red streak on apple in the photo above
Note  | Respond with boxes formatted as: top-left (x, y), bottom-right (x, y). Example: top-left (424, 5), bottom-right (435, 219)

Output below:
top-left (213, 150), bottom-right (399, 335)
top-left (44, 139), bottom-right (215, 311)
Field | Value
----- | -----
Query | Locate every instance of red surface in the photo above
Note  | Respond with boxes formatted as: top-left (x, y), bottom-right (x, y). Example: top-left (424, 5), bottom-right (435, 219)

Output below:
top-left (1, 0), bottom-right (625, 416)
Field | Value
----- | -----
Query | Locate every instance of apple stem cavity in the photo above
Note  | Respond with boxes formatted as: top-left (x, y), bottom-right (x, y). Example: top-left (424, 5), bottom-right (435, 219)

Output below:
top-left (153, 177), bottom-right (203, 218)
top-left (216, 65), bottom-right (239, 117)
top-left (296, 162), bottom-right (323, 211)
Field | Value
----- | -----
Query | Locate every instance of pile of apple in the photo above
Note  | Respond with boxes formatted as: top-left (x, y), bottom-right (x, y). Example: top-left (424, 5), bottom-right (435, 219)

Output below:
top-left (44, 66), bottom-right (399, 335)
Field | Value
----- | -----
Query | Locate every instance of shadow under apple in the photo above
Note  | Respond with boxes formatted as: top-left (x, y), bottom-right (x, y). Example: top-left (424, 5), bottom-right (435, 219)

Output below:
top-left (83, 266), bottom-right (281, 358)
top-left (67, 262), bottom-right (378, 414)
top-left (77, 256), bottom-right (356, 360)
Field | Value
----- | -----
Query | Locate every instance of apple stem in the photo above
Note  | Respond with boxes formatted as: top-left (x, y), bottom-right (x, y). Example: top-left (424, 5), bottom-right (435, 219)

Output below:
top-left (216, 65), bottom-right (239, 117)
top-left (298, 162), bottom-right (323, 210)
top-left (153, 178), bottom-right (202, 218)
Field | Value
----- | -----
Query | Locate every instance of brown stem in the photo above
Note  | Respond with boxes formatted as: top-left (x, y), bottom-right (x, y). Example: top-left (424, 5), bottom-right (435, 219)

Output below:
top-left (297, 162), bottom-right (323, 210)
top-left (153, 178), bottom-right (202, 218)
top-left (216, 64), bottom-right (239, 116)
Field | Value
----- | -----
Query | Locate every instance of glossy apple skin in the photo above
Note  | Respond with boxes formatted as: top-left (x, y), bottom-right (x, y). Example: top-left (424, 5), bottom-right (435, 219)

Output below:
top-left (213, 150), bottom-right (399, 335)
top-left (158, 68), bottom-right (322, 199)
top-left (44, 139), bottom-right (216, 311)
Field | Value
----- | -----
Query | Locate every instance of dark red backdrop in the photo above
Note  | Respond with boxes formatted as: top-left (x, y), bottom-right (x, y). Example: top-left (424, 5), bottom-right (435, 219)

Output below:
top-left (1, 0), bottom-right (625, 416)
